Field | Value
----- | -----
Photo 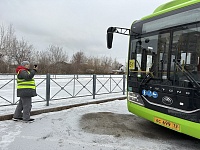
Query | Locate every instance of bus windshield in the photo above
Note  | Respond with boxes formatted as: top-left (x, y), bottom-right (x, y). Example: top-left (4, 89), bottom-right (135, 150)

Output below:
top-left (129, 24), bottom-right (200, 87)
top-left (129, 33), bottom-right (170, 81)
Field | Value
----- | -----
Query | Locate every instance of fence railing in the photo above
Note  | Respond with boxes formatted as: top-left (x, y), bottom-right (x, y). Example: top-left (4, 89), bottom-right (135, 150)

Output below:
top-left (0, 74), bottom-right (126, 107)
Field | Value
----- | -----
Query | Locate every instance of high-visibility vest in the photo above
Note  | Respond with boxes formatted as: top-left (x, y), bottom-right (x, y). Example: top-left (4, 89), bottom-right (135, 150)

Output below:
top-left (17, 70), bottom-right (36, 90)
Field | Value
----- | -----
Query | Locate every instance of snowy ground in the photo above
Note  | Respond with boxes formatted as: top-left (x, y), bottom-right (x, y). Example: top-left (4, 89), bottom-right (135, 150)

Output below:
top-left (0, 99), bottom-right (199, 150)
top-left (0, 93), bottom-right (125, 116)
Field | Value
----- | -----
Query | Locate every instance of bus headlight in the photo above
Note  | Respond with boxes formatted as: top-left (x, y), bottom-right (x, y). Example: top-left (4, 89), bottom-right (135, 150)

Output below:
top-left (128, 92), bottom-right (144, 106)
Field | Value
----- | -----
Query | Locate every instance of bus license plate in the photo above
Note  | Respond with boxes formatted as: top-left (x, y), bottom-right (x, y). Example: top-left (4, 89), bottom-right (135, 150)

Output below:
top-left (154, 117), bottom-right (180, 131)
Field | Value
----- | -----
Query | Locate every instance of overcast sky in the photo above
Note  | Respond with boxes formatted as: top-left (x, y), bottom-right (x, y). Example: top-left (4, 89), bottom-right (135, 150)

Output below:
top-left (0, 0), bottom-right (172, 64)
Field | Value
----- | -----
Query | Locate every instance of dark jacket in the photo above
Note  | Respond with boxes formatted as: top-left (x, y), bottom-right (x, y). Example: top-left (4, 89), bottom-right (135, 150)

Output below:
top-left (16, 66), bottom-right (37, 97)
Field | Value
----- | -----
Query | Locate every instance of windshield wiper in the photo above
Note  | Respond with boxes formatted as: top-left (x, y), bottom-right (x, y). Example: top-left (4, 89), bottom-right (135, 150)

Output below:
top-left (173, 59), bottom-right (200, 91)
top-left (140, 67), bottom-right (154, 86)
top-left (140, 53), bottom-right (158, 86)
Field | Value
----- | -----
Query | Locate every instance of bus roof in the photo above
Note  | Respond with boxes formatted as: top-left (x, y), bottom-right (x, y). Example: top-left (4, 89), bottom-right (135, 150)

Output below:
top-left (141, 0), bottom-right (200, 20)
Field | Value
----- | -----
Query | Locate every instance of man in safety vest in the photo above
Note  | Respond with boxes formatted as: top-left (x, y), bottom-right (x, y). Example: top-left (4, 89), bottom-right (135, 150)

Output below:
top-left (13, 61), bottom-right (38, 122)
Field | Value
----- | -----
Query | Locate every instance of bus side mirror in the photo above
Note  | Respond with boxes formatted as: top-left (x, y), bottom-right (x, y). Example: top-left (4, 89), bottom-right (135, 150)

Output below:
top-left (107, 27), bottom-right (116, 49)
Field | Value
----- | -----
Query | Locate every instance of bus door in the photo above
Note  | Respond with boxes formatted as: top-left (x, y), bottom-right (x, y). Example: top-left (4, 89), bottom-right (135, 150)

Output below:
top-left (171, 26), bottom-right (200, 87)
top-left (167, 25), bottom-right (200, 122)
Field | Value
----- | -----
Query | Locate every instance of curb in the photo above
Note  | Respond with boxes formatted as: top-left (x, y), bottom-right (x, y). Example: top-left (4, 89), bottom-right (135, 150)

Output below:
top-left (0, 96), bottom-right (126, 121)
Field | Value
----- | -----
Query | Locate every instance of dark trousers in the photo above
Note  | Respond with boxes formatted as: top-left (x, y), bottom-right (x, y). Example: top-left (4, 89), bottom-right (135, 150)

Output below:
top-left (13, 97), bottom-right (32, 121)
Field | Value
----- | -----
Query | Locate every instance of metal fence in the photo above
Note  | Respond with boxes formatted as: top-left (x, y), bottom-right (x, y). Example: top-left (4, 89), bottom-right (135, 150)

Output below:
top-left (0, 74), bottom-right (126, 107)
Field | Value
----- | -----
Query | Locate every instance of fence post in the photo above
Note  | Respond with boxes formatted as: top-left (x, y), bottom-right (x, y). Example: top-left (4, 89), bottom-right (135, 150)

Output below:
top-left (46, 73), bottom-right (50, 106)
top-left (93, 74), bottom-right (96, 99)
top-left (13, 74), bottom-right (16, 104)
top-left (110, 74), bottom-right (112, 93)
top-left (123, 74), bottom-right (126, 95)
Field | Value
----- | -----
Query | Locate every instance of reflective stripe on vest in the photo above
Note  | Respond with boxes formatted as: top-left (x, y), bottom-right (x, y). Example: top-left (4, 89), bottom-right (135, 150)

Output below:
top-left (17, 70), bottom-right (36, 90)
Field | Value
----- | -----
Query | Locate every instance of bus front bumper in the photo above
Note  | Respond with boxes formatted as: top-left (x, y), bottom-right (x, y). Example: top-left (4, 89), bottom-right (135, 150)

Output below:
top-left (127, 100), bottom-right (200, 139)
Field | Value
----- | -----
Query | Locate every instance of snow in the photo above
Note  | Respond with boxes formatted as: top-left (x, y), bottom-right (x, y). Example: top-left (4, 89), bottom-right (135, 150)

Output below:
top-left (0, 100), bottom-right (157, 150)
top-left (0, 74), bottom-right (125, 115)
top-left (0, 93), bottom-right (125, 116)
top-left (0, 99), bottom-right (199, 150)
top-left (0, 100), bottom-right (130, 150)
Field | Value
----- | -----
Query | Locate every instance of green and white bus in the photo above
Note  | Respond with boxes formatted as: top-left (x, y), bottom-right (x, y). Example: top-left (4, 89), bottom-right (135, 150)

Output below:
top-left (107, 0), bottom-right (200, 139)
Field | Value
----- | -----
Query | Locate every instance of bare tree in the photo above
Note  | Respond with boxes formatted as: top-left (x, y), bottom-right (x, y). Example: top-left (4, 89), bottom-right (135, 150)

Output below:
top-left (100, 56), bottom-right (112, 74)
top-left (71, 51), bottom-right (87, 74)
top-left (1, 24), bottom-right (17, 71)
top-left (92, 57), bottom-right (101, 74)
top-left (0, 24), bottom-right (34, 71)
top-left (0, 24), bottom-right (7, 72)
top-left (30, 50), bottom-right (40, 65)
top-left (47, 45), bottom-right (68, 64)
top-left (37, 51), bottom-right (51, 74)
top-left (0, 24), bottom-right (6, 56)
top-left (43, 45), bottom-right (68, 74)
top-left (112, 58), bottom-right (121, 70)
top-left (71, 51), bottom-right (87, 64)
top-left (0, 24), bottom-right (123, 74)
top-left (11, 38), bottom-right (34, 65)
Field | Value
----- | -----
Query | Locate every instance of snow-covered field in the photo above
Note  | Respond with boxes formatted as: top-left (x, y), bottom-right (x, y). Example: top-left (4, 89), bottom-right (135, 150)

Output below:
top-left (0, 74), bottom-right (125, 106)
top-left (0, 74), bottom-right (125, 116)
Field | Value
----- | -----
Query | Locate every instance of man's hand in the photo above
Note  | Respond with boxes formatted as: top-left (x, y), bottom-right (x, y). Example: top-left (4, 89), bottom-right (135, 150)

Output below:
top-left (33, 65), bottom-right (38, 71)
